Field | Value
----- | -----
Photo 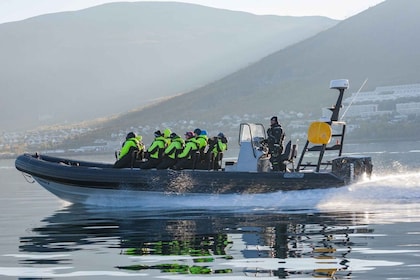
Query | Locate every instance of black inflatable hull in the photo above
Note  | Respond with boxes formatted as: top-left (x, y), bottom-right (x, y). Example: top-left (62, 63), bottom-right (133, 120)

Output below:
top-left (15, 153), bottom-right (348, 206)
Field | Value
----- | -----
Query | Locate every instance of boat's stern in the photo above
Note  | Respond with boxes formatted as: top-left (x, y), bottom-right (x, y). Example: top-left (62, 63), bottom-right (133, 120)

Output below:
top-left (331, 156), bottom-right (373, 183)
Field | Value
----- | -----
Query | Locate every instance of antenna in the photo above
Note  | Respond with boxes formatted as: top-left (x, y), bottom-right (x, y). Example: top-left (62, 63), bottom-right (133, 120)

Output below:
top-left (340, 78), bottom-right (368, 120)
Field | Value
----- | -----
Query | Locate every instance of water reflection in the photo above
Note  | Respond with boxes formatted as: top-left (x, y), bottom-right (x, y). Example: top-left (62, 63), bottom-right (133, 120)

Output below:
top-left (17, 205), bottom-right (393, 278)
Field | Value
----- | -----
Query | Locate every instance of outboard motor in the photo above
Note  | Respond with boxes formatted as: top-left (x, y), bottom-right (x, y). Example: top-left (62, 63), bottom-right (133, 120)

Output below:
top-left (332, 156), bottom-right (373, 183)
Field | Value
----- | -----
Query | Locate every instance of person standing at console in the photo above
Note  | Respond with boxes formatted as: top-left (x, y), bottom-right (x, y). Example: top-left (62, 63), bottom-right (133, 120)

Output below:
top-left (267, 116), bottom-right (286, 171)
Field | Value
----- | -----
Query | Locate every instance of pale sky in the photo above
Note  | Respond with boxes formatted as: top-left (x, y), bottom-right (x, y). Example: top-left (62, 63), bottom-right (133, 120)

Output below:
top-left (0, 0), bottom-right (385, 24)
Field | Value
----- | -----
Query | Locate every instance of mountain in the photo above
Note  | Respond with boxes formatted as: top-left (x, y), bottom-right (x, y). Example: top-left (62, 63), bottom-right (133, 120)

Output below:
top-left (0, 2), bottom-right (336, 132)
top-left (63, 0), bottom-right (420, 147)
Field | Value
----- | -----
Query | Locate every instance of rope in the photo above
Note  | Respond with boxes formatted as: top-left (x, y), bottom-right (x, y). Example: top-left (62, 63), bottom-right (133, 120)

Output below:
top-left (21, 172), bottom-right (35, 183)
top-left (340, 78), bottom-right (368, 120)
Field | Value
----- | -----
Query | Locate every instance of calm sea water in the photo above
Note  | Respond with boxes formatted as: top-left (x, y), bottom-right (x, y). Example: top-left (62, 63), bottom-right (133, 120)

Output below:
top-left (1, 140), bottom-right (420, 279)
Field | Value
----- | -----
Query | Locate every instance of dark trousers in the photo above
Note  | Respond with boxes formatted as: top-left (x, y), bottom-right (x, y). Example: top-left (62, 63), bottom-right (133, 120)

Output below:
top-left (270, 155), bottom-right (286, 172)
top-left (114, 151), bottom-right (138, 168)
top-left (210, 152), bottom-right (223, 170)
top-left (139, 157), bottom-right (162, 169)
top-left (173, 158), bottom-right (194, 170)
top-left (156, 157), bottom-right (177, 169)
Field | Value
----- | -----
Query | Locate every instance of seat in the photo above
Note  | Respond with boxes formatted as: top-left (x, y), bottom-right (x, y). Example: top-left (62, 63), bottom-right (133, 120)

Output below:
top-left (279, 140), bottom-right (297, 171)
top-left (279, 141), bottom-right (292, 162)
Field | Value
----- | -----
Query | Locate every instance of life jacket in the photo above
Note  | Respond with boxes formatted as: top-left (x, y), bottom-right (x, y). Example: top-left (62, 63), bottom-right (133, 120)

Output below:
top-left (212, 139), bottom-right (227, 155)
top-left (147, 136), bottom-right (167, 159)
top-left (164, 137), bottom-right (185, 159)
top-left (267, 123), bottom-right (285, 154)
top-left (177, 138), bottom-right (199, 159)
top-left (118, 137), bottom-right (140, 159)
top-left (196, 135), bottom-right (208, 149)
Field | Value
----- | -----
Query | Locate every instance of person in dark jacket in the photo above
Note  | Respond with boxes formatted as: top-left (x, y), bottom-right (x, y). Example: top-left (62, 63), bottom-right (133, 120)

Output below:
top-left (267, 116), bottom-right (286, 171)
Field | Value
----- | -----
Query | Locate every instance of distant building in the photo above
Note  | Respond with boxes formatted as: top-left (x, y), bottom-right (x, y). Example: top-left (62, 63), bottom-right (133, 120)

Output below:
top-left (396, 102), bottom-right (420, 116)
top-left (344, 83), bottom-right (420, 104)
top-left (340, 83), bottom-right (420, 118)
top-left (341, 104), bottom-right (379, 117)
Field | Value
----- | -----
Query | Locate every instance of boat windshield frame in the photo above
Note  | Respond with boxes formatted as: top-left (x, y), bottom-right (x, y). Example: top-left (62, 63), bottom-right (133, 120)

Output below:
top-left (238, 123), bottom-right (266, 156)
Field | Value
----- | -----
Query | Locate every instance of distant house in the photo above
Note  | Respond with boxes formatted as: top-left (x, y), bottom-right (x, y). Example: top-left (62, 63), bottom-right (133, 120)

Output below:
top-left (340, 83), bottom-right (420, 118)
top-left (340, 104), bottom-right (379, 117)
top-left (396, 102), bottom-right (420, 116)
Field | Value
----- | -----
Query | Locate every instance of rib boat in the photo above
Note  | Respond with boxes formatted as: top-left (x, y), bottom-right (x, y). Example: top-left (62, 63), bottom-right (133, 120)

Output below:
top-left (15, 79), bottom-right (373, 206)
